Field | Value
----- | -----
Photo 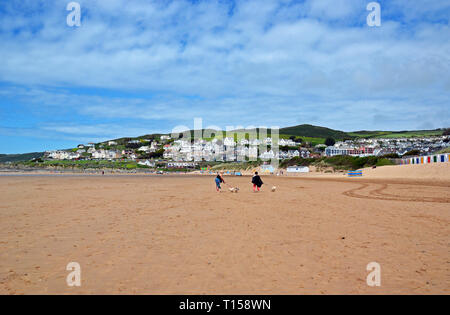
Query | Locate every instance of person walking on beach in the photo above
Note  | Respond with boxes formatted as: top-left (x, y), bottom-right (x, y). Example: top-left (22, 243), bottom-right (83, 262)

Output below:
top-left (215, 172), bottom-right (225, 192)
top-left (252, 172), bottom-right (263, 192)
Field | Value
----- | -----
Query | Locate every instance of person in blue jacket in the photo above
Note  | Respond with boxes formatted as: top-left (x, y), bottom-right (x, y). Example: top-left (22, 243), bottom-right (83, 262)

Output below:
top-left (215, 172), bottom-right (225, 192)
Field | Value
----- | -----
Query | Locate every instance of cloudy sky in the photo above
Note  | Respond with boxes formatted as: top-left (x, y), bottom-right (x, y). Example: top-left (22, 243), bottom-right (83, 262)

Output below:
top-left (0, 0), bottom-right (449, 153)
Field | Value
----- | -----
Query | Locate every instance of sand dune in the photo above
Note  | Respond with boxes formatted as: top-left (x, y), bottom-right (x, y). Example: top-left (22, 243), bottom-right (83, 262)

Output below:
top-left (0, 164), bottom-right (449, 294)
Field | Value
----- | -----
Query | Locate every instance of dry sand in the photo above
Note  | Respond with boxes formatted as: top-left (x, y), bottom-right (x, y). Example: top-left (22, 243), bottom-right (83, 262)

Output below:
top-left (0, 163), bottom-right (449, 294)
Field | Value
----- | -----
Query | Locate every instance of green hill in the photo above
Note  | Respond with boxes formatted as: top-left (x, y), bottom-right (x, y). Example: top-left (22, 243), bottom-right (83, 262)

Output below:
top-left (110, 124), bottom-right (443, 144)
top-left (0, 152), bottom-right (44, 163)
top-left (279, 124), bottom-right (351, 140)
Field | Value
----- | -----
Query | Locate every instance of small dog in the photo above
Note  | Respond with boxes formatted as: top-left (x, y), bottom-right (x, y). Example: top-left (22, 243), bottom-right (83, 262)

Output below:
top-left (229, 187), bottom-right (240, 193)
top-left (271, 186), bottom-right (277, 192)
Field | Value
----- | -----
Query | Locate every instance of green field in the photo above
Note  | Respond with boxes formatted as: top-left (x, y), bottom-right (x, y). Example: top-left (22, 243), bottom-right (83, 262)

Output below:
top-left (349, 129), bottom-right (444, 139)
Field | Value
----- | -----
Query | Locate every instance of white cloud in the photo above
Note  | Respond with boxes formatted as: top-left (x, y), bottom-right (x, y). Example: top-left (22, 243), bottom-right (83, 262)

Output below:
top-left (0, 0), bottom-right (449, 143)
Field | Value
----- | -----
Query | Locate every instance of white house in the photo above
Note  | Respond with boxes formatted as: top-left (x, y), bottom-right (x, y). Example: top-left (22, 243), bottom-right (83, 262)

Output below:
top-left (92, 150), bottom-right (106, 159)
top-left (279, 139), bottom-right (296, 146)
top-left (263, 137), bottom-right (272, 145)
top-left (48, 151), bottom-right (80, 160)
top-left (223, 137), bottom-right (236, 146)
top-left (138, 146), bottom-right (153, 153)
top-left (138, 160), bottom-right (155, 167)
top-left (259, 150), bottom-right (275, 160)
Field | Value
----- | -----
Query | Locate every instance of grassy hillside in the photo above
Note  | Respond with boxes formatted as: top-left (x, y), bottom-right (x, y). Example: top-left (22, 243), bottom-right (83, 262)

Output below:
top-left (349, 129), bottom-right (444, 139)
top-left (110, 125), bottom-right (443, 145)
top-left (437, 147), bottom-right (450, 154)
top-left (0, 152), bottom-right (44, 163)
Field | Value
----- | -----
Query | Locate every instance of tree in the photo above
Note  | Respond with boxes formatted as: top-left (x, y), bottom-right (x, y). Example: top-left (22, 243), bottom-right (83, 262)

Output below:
top-left (403, 149), bottom-right (420, 156)
top-left (443, 128), bottom-right (450, 136)
top-left (325, 137), bottom-right (336, 146)
top-left (125, 143), bottom-right (140, 149)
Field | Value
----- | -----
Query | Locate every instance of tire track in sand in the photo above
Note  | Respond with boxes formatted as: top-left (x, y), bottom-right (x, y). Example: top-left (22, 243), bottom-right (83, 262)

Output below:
top-left (342, 183), bottom-right (450, 203)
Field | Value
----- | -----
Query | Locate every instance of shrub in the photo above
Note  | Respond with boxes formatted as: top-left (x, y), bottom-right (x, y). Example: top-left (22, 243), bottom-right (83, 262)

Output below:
top-left (381, 153), bottom-right (400, 159)
top-left (403, 149), bottom-right (420, 156)
top-left (376, 158), bottom-right (394, 167)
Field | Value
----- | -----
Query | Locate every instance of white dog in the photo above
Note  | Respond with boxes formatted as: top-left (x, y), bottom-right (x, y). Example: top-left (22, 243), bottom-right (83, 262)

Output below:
top-left (271, 186), bottom-right (277, 192)
top-left (229, 187), bottom-right (240, 193)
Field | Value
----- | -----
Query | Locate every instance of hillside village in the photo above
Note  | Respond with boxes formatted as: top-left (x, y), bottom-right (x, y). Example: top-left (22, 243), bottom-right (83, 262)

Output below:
top-left (43, 131), bottom-right (450, 168)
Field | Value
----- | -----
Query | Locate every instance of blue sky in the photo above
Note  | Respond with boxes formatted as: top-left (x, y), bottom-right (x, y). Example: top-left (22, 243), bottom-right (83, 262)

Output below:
top-left (0, 0), bottom-right (449, 153)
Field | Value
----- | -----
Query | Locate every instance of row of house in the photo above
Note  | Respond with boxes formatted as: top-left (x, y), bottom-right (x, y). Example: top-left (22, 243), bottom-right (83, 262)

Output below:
top-left (46, 149), bottom-right (139, 161)
top-left (46, 151), bottom-right (81, 160)
top-left (325, 136), bottom-right (449, 157)
top-left (46, 135), bottom-right (449, 163)
top-left (163, 141), bottom-right (309, 162)
top-left (324, 146), bottom-right (375, 157)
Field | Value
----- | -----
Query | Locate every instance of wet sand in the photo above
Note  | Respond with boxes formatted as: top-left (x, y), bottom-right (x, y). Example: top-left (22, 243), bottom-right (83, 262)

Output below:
top-left (0, 164), bottom-right (449, 294)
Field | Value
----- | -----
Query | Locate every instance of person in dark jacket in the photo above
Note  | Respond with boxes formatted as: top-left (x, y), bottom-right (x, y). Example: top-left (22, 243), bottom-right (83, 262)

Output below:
top-left (215, 172), bottom-right (225, 192)
top-left (251, 172), bottom-right (263, 192)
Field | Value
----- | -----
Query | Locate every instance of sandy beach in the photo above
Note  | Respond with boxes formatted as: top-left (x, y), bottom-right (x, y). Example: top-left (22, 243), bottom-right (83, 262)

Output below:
top-left (0, 163), bottom-right (449, 294)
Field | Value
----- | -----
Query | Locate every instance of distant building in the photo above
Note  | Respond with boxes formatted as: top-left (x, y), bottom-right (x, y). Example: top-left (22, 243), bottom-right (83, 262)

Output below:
top-left (166, 162), bottom-right (197, 168)
top-left (325, 146), bottom-right (374, 157)
top-left (47, 151), bottom-right (80, 160)
top-left (287, 166), bottom-right (310, 173)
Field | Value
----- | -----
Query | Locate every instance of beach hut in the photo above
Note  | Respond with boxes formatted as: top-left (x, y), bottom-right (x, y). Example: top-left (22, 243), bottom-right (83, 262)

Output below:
top-left (287, 166), bottom-right (310, 173)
